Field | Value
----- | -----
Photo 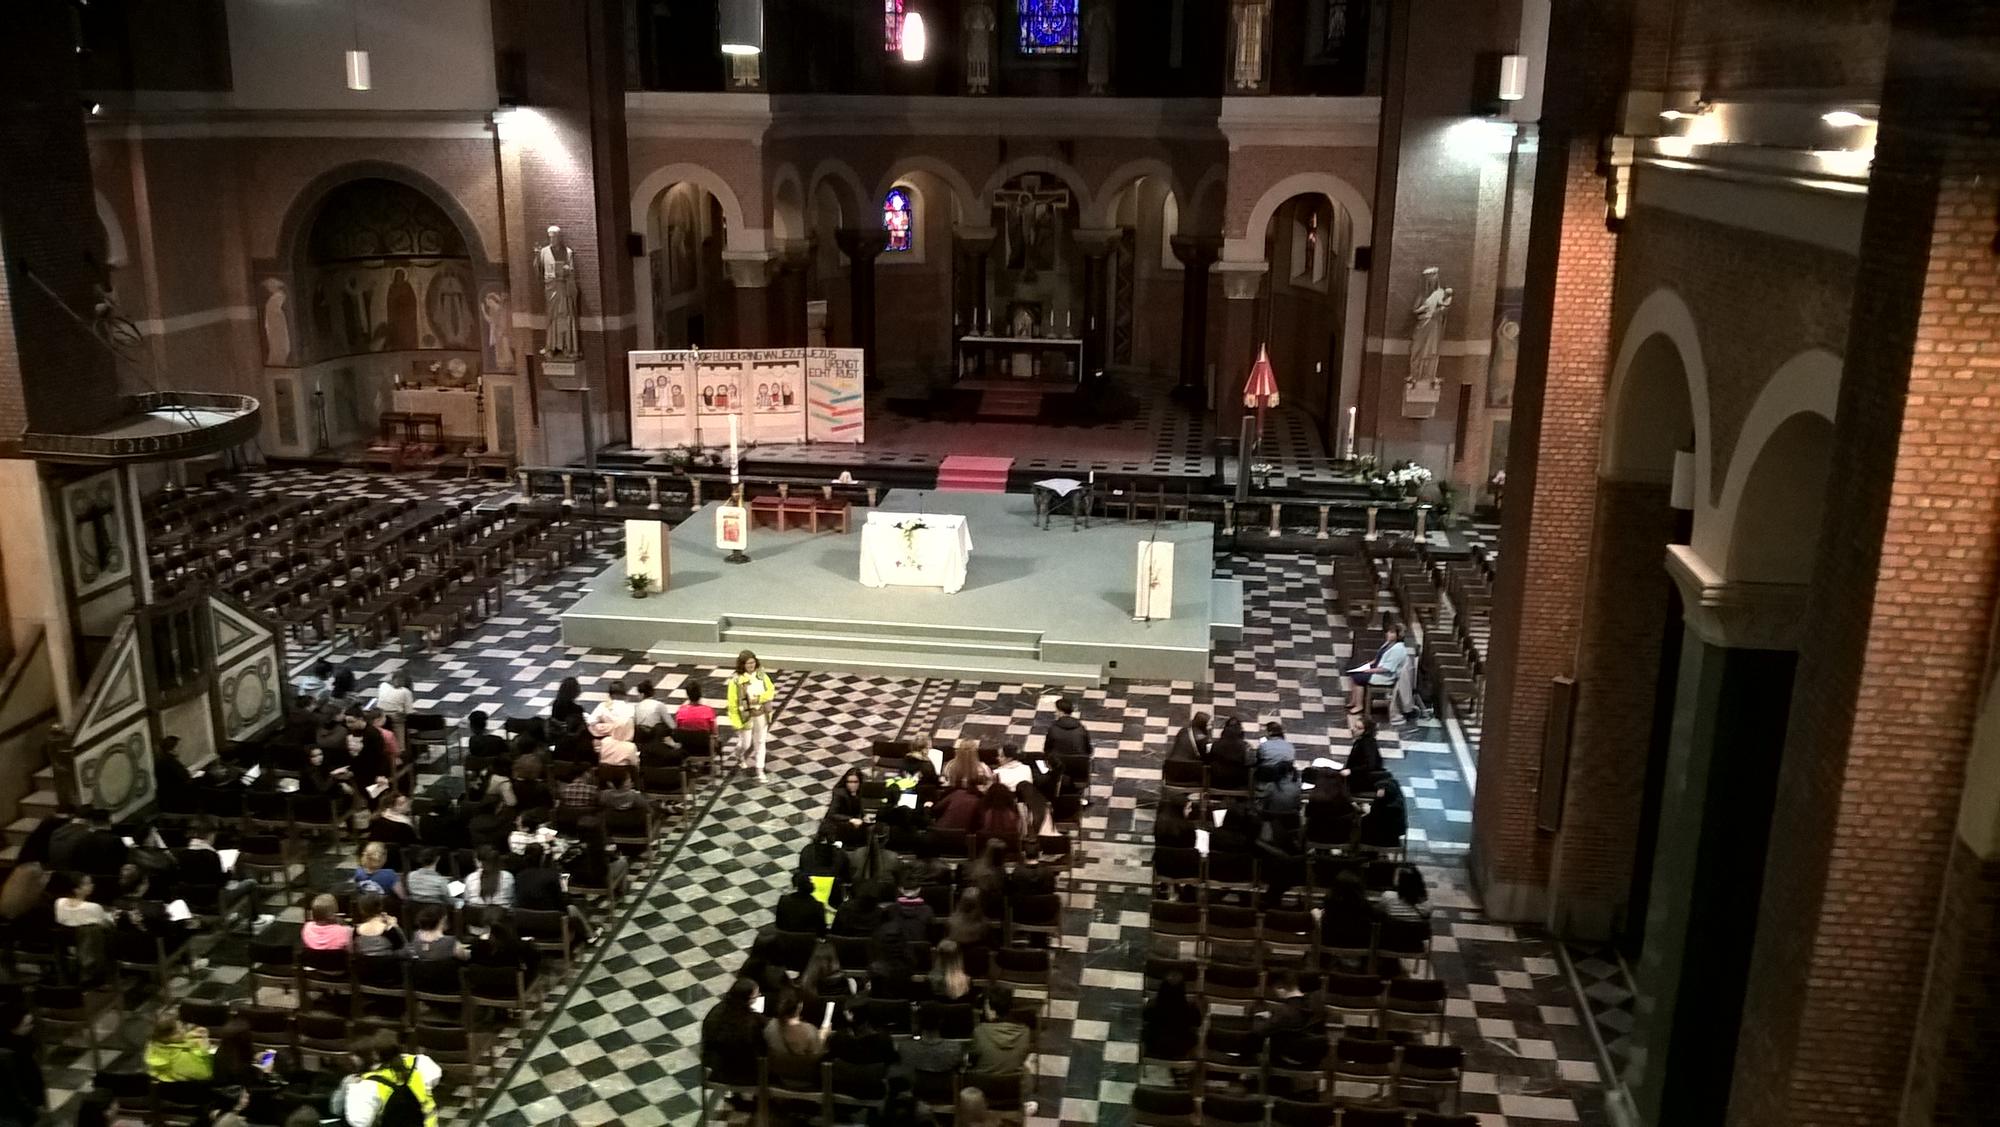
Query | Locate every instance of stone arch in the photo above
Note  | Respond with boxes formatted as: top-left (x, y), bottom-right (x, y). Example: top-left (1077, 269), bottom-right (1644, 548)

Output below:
top-left (274, 160), bottom-right (494, 270)
top-left (1708, 349), bottom-right (1841, 577)
top-left (875, 157), bottom-right (977, 227)
top-left (1603, 288), bottom-right (1713, 498)
top-left (1187, 166), bottom-right (1228, 234)
top-left (1089, 158), bottom-right (1189, 228)
top-left (977, 155), bottom-right (1093, 219)
top-left (95, 190), bottom-right (128, 268)
top-left (1724, 411), bottom-right (1836, 586)
top-left (807, 158), bottom-right (870, 231)
top-left (1231, 170), bottom-right (1372, 261)
top-left (770, 164), bottom-right (807, 243)
top-left (630, 162), bottom-right (752, 253)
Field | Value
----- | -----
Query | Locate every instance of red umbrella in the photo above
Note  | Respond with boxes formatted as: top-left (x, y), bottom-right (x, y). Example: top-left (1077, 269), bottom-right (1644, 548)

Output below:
top-left (1242, 344), bottom-right (1280, 456)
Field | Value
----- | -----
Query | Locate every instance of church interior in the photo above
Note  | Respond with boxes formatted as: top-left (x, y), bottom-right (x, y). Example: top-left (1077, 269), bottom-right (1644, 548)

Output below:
top-left (0, 1), bottom-right (1995, 1125)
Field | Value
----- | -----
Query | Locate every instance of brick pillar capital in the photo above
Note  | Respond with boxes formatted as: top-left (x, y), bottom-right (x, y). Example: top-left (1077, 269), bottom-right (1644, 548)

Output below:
top-left (722, 250), bottom-right (778, 289)
top-left (1665, 545), bottom-right (1809, 651)
top-left (1216, 260), bottom-right (1269, 301)
top-left (834, 228), bottom-right (890, 263)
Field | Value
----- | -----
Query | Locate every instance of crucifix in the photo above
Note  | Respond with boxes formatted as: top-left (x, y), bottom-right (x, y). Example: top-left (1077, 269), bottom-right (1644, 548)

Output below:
top-left (993, 174), bottom-right (1072, 282)
top-left (72, 486), bottom-right (122, 581)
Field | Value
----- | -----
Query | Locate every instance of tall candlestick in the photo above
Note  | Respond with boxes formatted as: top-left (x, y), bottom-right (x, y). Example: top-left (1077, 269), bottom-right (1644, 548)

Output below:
top-left (728, 413), bottom-right (740, 488)
top-left (1344, 406), bottom-right (1357, 460)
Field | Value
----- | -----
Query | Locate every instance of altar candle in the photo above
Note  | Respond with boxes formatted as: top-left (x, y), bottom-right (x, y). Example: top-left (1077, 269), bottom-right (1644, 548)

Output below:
top-left (728, 413), bottom-right (740, 487)
top-left (1344, 406), bottom-right (1357, 460)
top-left (1088, 469), bottom-right (1095, 484)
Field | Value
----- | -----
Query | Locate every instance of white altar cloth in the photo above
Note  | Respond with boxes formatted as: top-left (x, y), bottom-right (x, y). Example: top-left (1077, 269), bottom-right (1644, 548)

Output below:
top-left (858, 511), bottom-right (972, 594)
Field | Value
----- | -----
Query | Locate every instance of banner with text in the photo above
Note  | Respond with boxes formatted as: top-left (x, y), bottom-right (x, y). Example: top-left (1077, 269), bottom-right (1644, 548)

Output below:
top-left (629, 348), bottom-right (864, 449)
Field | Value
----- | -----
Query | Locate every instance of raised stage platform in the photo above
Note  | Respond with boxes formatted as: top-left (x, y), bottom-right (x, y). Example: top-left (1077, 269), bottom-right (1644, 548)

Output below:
top-left (559, 490), bottom-right (1241, 685)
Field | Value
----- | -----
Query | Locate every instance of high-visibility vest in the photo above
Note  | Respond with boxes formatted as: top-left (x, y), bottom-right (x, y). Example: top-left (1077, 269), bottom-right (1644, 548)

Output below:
top-left (364, 1056), bottom-right (438, 1127)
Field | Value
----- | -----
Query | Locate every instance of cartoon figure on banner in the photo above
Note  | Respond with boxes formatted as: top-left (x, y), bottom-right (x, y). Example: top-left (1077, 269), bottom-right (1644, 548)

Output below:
top-left (782, 384), bottom-right (796, 407)
top-left (703, 385), bottom-right (715, 407)
top-left (640, 379), bottom-right (658, 410)
top-left (758, 382), bottom-right (771, 410)
top-left (672, 384), bottom-right (686, 410)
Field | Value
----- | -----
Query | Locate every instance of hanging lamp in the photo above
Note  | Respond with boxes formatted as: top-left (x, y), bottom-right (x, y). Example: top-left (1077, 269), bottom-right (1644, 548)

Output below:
top-left (720, 0), bottom-right (764, 55)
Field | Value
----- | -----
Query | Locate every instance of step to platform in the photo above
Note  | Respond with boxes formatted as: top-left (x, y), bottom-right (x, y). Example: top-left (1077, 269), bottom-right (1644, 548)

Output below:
top-left (721, 626), bottom-right (1042, 660)
top-left (976, 387), bottom-right (1043, 419)
top-left (648, 639), bottom-right (1103, 687)
top-left (935, 455), bottom-right (1014, 493)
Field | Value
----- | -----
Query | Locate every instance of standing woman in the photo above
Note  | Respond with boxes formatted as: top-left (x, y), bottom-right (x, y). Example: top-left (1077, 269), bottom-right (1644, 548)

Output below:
top-left (726, 651), bottom-right (777, 780)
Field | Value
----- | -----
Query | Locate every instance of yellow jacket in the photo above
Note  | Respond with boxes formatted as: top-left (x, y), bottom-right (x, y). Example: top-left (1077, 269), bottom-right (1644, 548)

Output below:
top-left (726, 671), bottom-right (775, 729)
top-left (145, 1035), bottom-right (214, 1082)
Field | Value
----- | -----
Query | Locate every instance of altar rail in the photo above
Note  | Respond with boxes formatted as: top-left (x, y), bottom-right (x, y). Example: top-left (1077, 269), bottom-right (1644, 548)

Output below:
top-left (510, 467), bottom-right (1439, 544)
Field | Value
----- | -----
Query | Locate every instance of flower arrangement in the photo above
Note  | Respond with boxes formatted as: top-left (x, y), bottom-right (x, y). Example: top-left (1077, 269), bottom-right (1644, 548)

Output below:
top-left (894, 517), bottom-right (930, 568)
top-left (627, 572), bottom-right (653, 597)
top-left (1383, 461), bottom-right (1434, 494)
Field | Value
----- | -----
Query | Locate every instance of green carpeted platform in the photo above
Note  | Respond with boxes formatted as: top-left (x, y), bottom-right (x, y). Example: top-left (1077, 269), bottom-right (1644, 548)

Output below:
top-left (559, 490), bottom-right (1233, 684)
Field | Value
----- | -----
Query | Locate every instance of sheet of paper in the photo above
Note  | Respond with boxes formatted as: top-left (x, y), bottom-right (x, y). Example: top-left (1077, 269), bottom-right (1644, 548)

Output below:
top-left (1312, 757), bottom-right (1341, 771)
top-left (927, 749), bottom-right (944, 774)
top-left (1212, 809), bottom-right (1228, 828)
top-left (1195, 829), bottom-right (1210, 855)
top-left (121, 836), bottom-right (136, 847)
top-left (241, 764), bottom-right (264, 784)
top-left (750, 995), bottom-right (766, 1014)
top-left (447, 881), bottom-right (467, 899)
top-left (166, 899), bottom-right (193, 922)
top-left (217, 849), bottom-right (240, 873)
top-left (897, 792), bottom-right (918, 809)
top-left (365, 781), bottom-right (388, 799)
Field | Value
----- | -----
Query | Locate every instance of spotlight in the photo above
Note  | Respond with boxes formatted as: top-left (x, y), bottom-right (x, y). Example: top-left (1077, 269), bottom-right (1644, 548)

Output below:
top-left (1821, 110), bottom-right (1873, 129)
top-left (1497, 54), bottom-right (1527, 102)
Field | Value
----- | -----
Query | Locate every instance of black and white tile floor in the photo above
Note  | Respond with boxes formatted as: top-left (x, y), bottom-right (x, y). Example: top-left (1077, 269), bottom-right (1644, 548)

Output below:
top-left (44, 471), bottom-right (1600, 1126)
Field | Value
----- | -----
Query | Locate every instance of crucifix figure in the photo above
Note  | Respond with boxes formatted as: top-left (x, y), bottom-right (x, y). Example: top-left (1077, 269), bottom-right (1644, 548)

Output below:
top-left (993, 174), bottom-right (1072, 280)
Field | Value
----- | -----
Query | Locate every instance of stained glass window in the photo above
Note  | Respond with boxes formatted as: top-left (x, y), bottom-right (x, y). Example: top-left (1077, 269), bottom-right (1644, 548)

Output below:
top-left (883, 188), bottom-right (914, 253)
top-left (884, 0), bottom-right (905, 52)
top-left (1018, 0), bottom-right (1080, 55)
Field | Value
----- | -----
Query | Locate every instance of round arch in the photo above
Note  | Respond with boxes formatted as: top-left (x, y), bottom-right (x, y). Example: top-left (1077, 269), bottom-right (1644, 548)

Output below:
top-left (1231, 170), bottom-right (1373, 260)
top-left (1602, 288), bottom-right (1713, 497)
top-left (630, 162), bottom-right (752, 253)
top-left (1088, 158), bottom-right (1189, 228)
top-left (807, 159), bottom-right (870, 232)
top-left (274, 160), bottom-right (494, 269)
top-left (95, 191), bottom-right (128, 268)
top-left (977, 156), bottom-right (1093, 221)
top-left (1704, 348), bottom-right (1841, 573)
top-left (770, 164), bottom-right (807, 243)
top-left (874, 157), bottom-right (978, 227)
top-left (1724, 411), bottom-right (1836, 585)
top-left (1187, 167), bottom-right (1228, 234)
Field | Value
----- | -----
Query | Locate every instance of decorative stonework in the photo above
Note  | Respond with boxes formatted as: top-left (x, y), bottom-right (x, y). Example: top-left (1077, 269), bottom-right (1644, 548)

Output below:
top-left (1665, 544), bottom-right (1809, 651)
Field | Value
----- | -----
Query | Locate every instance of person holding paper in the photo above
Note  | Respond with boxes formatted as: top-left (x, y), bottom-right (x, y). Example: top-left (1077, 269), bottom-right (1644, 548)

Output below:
top-left (726, 651), bottom-right (778, 780)
top-left (1168, 713), bottom-right (1212, 764)
top-left (993, 745), bottom-right (1036, 791)
top-left (1345, 623), bottom-right (1411, 716)
top-left (144, 1014), bottom-right (215, 1083)
top-left (829, 769), bottom-right (868, 837)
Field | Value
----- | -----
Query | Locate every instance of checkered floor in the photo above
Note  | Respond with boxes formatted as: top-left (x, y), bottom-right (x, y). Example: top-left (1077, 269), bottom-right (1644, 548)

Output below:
top-left (44, 470), bottom-right (1601, 1126)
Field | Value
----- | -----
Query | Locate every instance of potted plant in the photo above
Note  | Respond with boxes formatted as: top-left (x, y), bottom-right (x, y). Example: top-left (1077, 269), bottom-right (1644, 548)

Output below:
top-left (627, 572), bottom-right (653, 599)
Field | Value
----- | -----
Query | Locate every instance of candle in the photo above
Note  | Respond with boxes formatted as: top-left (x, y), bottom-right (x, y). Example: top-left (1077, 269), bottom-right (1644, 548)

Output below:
top-left (1344, 406), bottom-right (1357, 460)
top-left (728, 413), bottom-right (740, 487)
top-left (1088, 469), bottom-right (1095, 484)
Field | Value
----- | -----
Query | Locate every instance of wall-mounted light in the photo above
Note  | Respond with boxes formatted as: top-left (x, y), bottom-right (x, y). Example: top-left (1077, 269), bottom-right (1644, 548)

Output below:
top-left (720, 0), bottom-right (764, 56)
top-left (344, 49), bottom-right (371, 91)
top-left (1821, 110), bottom-right (1874, 129)
top-left (900, 10), bottom-right (927, 63)
top-left (1497, 54), bottom-right (1527, 102)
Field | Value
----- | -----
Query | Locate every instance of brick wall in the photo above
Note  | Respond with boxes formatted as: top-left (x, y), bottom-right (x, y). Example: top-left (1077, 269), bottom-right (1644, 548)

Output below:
top-left (1727, 19), bottom-right (2000, 1116)
top-left (1904, 838), bottom-right (2000, 1124)
top-left (1548, 480), bottom-right (1676, 933)
top-left (1662, 0), bottom-right (1895, 98)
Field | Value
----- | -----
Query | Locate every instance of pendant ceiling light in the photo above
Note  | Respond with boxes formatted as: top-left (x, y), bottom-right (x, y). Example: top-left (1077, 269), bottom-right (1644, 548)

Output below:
top-left (720, 0), bottom-right (764, 56)
top-left (344, 1), bottom-right (370, 90)
top-left (901, 10), bottom-right (927, 62)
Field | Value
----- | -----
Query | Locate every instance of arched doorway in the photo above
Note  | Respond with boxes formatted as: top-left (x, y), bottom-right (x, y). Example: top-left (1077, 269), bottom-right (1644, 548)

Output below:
top-left (1257, 192), bottom-right (1352, 444)
top-left (646, 181), bottom-right (728, 349)
top-left (295, 177), bottom-right (480, 447)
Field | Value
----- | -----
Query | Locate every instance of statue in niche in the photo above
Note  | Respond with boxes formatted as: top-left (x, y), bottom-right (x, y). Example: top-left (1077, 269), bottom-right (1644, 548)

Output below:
top-left (1086, 5), bottom-right (1114, 94)
top-left (964, 3), bottom-right (995, 94)
top-left (482, 289), bottom-right (515, 371)
top-left (1232, 0), bottom-right (1267, 90)
top-left (385, 269), bottom-right (419, 351)
top-left (1403, 266), bottom-right (1452, 417)
top-left (261, 279), bottom-right (292, 367)
top-left (537, 225), bottom-right (581, 359)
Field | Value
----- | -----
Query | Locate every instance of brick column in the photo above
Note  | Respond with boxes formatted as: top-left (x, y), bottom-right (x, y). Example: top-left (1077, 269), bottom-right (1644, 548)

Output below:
top-left (723, 251), bottom-right (776, 348)
top-left (1214, 260), bottom-right (1268, 438)
top-left (773, 243), bottom-right (810, 347)
top-left (834, 228), bottom-right (888, 385)
top-left (1171, 235), bottom-right (1219, 404)
top-left (1726, 50), bottom-right (2000, 1127)
top-left (1547, 481), bottom-right (1679, 937)
top-left (1468, 142), bottom-right (1618, 919)
top-left (1075, 227), bottom-right (1117, 380)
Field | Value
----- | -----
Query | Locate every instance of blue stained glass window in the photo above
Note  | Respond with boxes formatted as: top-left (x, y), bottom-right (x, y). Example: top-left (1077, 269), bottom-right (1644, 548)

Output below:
top-left (1018, 0), bottom-right (1080, 55)
top-left (883, 188), bottom-right (913, 253)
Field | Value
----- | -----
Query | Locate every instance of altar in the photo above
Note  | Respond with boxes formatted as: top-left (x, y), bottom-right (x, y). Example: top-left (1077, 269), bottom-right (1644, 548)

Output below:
top-left (859, 510), bottom-right (973, 593)
top-left (392, 386), bottom-right (489, 445)
top-left (955, 335), bottom-right (1084, 384)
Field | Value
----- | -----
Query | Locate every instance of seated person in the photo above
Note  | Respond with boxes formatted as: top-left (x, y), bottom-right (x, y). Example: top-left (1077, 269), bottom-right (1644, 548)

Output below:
top-left (352, 847), bottom-right (398, 899)
top-left (366, 796), bottom-right (421, 849)
top-left (1318, 869), bottom-right (1386, 956)
top-left (899, 736), bottom-right (941, 787)
top-left (556, 763), bottom-right (600, 812)
top-left (762, 989), bottom-right (825, 1089)
top-left (699, 979), bottom-right (767, 1087)
top-left (675, 681), bottom-right (718, 734)
top-left (829, 769), bottom-right (868, 834)
top-left (1359, 778), bottom-right (1409, 848)
top-left (824, 1010), bottom-right (898, 1080)
top-left (301, 894), bottom-right (353, 951)
top-left (1303, 770), bottom-right (1359, 846)
top-left (565, 817), bottom-right (630, 898)
top-left (1141, 971), bottom-right (1204, 1059)
top-left (467, 907), bottom-right (542, 983)
top-left (53, 872), bottom-right (113, 928)
top-left (1259, 969), bottom-right (1326, 1070)
top-left (595, 722), bottom-right (640, 769)
top-left (1168, 713), bottom-right (1212, 764)
top-left (144, 1013), bottom-right (215, 1082)
top-left (832, 879), bottom-right (891, 937)
top-left (396, 848), bottom-right (455, 906)
top-left (632, 680), bottom-right (676, 736)
top-left (597, 766), bottom-right (648, 812)
top-left (111, 864), bottom-right (192, 952)
top-left (1154, 790), bottom-right (1199, 850)
top-left (930, 786), bottom-right (982, 833)
top-left (967, 985), bottom-right (1031, 1074)
top-left (463, 846), bottom-right (515, 909)
top-left (587, 681), bottom-right (638, 735)
top-left (1210, 805), bottom-right (1263, 856)
top-left (774, 871), bottom-right (829, 935)
top-left (1345, 623), bottom-right (1411, 716)
top-left (349, 892), bottom-right (404, 958)
top-left (466, 710), bottom-right (511, 762)
top-left (993, 745), bottom-right (1037, 791)
top-left (940, 741), bottom-right (992, 790)
top-left (406, 904), bottom-right (468, 962)
top-left (896, 1002), bottom-right (967, 1079)
top-left (1341, 717), bottom-right (1389, 790)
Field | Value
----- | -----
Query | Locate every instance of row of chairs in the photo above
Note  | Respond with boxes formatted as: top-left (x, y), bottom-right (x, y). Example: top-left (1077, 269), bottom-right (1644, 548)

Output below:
top-left (1133, 1086), bottom-right (1476, 1127)
top-left (1149, 900), bottom-right (1432, 980)
top-left (703, 1059), bottom-right (1030, 1125)
top-left (1143, 959), bottom-right (1447, 1044)
top-left (1151, 849), bottom-right (1420, 911)
top-left (1145, 1029), bottom-right (1463, 1111)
